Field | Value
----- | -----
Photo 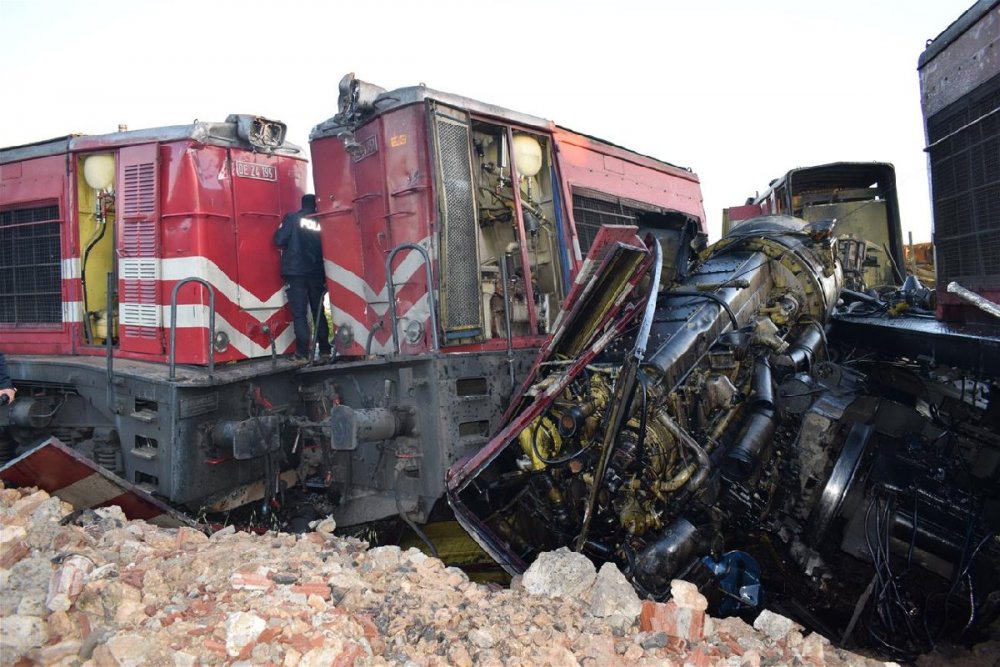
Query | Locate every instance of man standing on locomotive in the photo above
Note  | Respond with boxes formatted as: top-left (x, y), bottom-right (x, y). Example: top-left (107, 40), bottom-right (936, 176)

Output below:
top-left (274, 194), bottom-right (332, 361)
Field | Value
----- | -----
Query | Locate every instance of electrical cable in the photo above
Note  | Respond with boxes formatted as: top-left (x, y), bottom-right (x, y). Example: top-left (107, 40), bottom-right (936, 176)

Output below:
top-left (393, 467), bottom-right (439, 559)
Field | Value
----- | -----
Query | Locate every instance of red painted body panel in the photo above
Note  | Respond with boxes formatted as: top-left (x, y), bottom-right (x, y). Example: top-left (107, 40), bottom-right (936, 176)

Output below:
top-left (0, 437), bottom-right (194, 527)
top-left (313, 100), bottom-right (707, 359)
top-left (157, 143), bottom-right (305, 364)
top-left (314, 104), bottom-right (437, 357)
top-left (726, 204), bottom-right (764, 225)
top-left (0, 154), bottom-right (76, 354)
top-left (938, 289), bottom-right (1000, 323)
top-left (1, 130), bottom-right (306, 364)
top-left (552, 127), bottom-right (707, 236)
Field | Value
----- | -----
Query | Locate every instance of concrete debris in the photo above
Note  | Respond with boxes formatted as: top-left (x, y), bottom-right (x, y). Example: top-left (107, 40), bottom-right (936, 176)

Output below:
top-left (0, 482), bottom-right (906, 666)
top-left (521, 546), bottom-right (597, 601)
top-left (588, 562), bottom-right (642, 630)
top-left (752, 608), bottom-right (802, 642)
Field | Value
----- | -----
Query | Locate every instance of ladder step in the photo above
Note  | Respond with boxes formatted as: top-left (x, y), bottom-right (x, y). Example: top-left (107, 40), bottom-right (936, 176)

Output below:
top-left (130, 409), bottom-right (159, 423)
top-left (130, 447), bottom-right (158, 461)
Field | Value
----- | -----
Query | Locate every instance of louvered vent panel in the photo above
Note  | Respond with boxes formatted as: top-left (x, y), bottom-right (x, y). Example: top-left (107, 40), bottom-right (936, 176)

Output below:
top-left (122, 163), bottom-right (157, 217)
top-left (121, 220), bottom-right (157, 256)
top-left (435, 115), bottom-right (481, 334)
top-left (571, 192), bottom-right (641, 255)
top-left (117, 146), bottom-right (162, 352)
top-left (120, 258), bottom-right (159, 280)
top-left (120, 304), bottom-right (160, 333)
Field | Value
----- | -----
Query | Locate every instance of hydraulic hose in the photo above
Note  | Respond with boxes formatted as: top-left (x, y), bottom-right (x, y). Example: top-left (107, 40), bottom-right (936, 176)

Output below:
top-left (80, 218), bottom-right (108, 343)
top-left (725, 355), bottom-right (776, 478)
top-left (786, 321), bottom-right (825, 372)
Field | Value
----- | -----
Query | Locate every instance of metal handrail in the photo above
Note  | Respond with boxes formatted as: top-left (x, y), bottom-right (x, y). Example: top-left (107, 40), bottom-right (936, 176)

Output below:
top-left (106, 272), bottom-right (116, 412)
top-left (169, 278), bottom-right (217, 380)
top-left (500, 255), bottom-right (515, 392)
top-left (385, 243), bottom-right (439, 354)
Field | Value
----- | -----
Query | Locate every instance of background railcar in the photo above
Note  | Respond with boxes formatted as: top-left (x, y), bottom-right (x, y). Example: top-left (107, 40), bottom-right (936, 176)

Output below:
top-left (918, 0), bottom-right (1000, 323)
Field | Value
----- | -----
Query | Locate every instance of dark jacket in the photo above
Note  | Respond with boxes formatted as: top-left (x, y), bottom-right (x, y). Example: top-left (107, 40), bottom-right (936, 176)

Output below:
top-left (274, 209), bottom-right (324, 280)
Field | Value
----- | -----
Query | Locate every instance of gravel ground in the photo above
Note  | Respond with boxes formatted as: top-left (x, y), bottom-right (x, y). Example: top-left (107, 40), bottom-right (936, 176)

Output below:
top-left (0, 483), bottom-right (913, 666)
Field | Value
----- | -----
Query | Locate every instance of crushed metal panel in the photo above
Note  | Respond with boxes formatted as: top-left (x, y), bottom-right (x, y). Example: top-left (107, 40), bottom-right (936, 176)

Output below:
top-left (0, 437), bottom-right (196, 528)
top-left (447, 226), bottom-right (653, 572)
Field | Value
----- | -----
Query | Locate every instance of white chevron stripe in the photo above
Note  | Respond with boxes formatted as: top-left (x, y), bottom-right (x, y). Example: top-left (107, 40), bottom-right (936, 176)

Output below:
top-left (163, 305), bottom-right (295, 358)
top-left (168, 297), bottom-right (429, 358)
top-left (160, 257), bottom-right (287, 317)
top-left (330, 294), bottom-right (430, 355)
top-left (325, 262), bottom-right (377, 305)
top-left (323, 236), bottom-right (433, 317)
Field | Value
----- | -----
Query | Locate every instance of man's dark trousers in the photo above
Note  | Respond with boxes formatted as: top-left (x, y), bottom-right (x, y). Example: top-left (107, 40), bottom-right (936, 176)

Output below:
top-left (286, 276), bottom-right (331, 358)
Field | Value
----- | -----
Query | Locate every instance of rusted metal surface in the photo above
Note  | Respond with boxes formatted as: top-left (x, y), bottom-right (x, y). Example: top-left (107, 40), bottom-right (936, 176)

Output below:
top-left (0, 437), bottom-right (195, 527)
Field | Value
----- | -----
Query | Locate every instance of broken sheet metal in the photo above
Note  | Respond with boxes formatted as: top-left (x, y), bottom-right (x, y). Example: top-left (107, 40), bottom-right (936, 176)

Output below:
top-left (0, 437), bottom-right (196, 528)
top-left (448, 225), bottom-right (655, 573)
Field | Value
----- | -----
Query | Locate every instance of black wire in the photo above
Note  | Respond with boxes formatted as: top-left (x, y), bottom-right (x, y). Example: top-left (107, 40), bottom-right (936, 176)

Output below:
top-left (962, 573), bottom-right (978, 634)
top-left (393, 468), bottom-right (439, 560)
top-left (531, 421), bottom-right (599, 467)
top-left (863, 493), bottom-right (916, 656)
top-left (634, 370), bottom-right (649, 470)
top-left (955, 532), bottom-right (994, 583)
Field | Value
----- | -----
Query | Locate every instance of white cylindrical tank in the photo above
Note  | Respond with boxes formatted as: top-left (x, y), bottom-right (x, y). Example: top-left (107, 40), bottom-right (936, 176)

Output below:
top-left (512, 134), bottom-right (543, 178)
top-left (83, 154), bottom-right (115, 190)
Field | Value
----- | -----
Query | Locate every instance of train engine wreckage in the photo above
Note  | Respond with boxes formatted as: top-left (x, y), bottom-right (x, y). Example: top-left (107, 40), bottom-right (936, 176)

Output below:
top-left (2, 1), bottom-right (1000, 656)
top-left (447, 216), bottom-right (1000, 657)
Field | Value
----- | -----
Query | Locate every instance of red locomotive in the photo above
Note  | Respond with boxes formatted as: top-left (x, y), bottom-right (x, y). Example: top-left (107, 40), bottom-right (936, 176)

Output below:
top-left (1, 116), bottom-right (307, 363)
top-left (0, 78), bottom-right (707, 529)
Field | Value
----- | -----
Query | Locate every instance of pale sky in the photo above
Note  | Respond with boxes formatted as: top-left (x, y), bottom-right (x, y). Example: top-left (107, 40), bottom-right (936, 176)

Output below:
top-left (0, 0), bottom-right (976, 242)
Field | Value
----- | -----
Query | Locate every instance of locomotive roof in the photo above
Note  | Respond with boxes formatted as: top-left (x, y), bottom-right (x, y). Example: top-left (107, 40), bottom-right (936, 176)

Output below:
top-left (918, 0), bottom-right (999, 69)
top-left (0, 116), bottom-right (304, 165)
top-left (311, 77), bottom-right (693, 176)
top-left (756, 161), bottom-right (896, 200)
top-left (310, 83), bottom-right (552, 140)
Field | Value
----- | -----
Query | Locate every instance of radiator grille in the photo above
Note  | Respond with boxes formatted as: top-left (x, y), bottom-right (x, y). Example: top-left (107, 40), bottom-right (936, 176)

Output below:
top-left (0, 204), bottom-right (62, 324)
top-left (435, 116), bottom-right (481, 334)
top-left (571, 191), bottom-right (641, 254)
top-left (927, 72), bottom-right (1000, 289)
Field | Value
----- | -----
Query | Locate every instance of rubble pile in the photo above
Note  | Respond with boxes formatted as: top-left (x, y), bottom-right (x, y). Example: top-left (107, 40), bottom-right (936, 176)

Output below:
top-left (0, 484), bottom-right (893, 667)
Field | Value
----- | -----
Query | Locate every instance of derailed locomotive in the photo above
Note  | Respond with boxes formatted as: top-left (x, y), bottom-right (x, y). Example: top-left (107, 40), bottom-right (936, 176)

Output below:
top-left (448, 213), bottom-right (1000, 657)
top-left (0, 78), bottom-right (706, 526)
